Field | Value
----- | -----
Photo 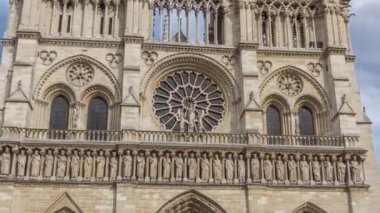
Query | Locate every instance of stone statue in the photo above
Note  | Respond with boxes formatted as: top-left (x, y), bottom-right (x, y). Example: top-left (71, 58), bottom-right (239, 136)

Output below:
top-left (109, 152), bottom-right (118, 180)
top-left (312, 157), bottom-right (321, 182)
top-left (288, 155), bottom-right (297, 182)
top-left (44, 150), bottom-right (54, 178)
top-left (0, 147), bottom-right (11, 175)
top-left (162, 153), bottom-right (171, 180)
top-left (213, 154), bottom-right (222, 181)
top-left (197, 110), bottom-right (206, 133)
top-left (175, 153), bottom-right (184, 179)
top-left (350, 156), bottom-right (361, 183)
top-left (238, 154), bottom-right (245, 181)
top-left (17, 149), bottom-right (26, 177)
top-left (300, 156), bottom-right (309, 183)
top-left (149, 152), bottom-right (158, 179)
top-left (201, 153), bottom-right (210, 180)
top-left (123, 150), bottom-right (133, 178)
top-left (96, 151), bottom-right (105, 179)
top-left (70, 150), bottom-right (80, 179)
top-left (225, 154), bottom-right (234, 181)
top-left (177, 108), bottom-right (186, 132)
top-left (275, 156), bottom-right (284, 181)
top-left (337, 157), bottom-right (346, 183)
top-left (57, 150), bottom-right (67, 179)
top-left (30, 150), bottom-right (41, 177)
top-left (188, 153), bottom-right (197, 180)
top-left (137, 152), bottom-right (145, 179)
top-left (324, 157), bottom-right (333, 182)
top-left (251, 154), bottom-right (260, 181)
top-left (84, 151), bottom-right (93, 180)
top-left (263, 155), bottom-right (272, 181)
top-left (188, 104), bottom-right (196, 132)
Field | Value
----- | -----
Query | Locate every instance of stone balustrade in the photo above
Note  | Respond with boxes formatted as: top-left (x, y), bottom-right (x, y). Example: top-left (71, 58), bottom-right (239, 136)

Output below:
top-left (0, 127), bottom-right (359, 148)
top-left (0, 143), bottom-right (367, 187)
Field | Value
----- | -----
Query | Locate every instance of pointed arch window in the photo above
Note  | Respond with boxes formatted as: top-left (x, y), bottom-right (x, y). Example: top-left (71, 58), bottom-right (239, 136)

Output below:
top-left (87, 97), bottom-right (108, 130)
top-left (49, 96), bottom-right (70, 130)
top-left (298, 106), bottom-right (315, 135)
top-left (266, 105), bottom-right (282, 135)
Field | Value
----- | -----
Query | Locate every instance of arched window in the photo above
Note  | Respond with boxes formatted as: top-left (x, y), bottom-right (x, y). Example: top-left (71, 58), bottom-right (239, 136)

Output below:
top-left (49, 96), bottom-right (70, 130)
top-left (87, 97), bottom-right (108, 130)
top-left (266, 106), bottom-right (282, 135)
top-left (298, 106), bottom-right (315, 135)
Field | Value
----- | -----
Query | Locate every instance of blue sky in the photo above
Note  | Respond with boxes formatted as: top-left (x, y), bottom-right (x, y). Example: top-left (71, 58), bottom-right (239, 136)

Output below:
top-left (0, 0), bottom-right (379, 164)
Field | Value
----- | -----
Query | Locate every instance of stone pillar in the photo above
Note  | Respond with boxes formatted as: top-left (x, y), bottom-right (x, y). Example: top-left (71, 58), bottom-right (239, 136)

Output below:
top-left (145, 152), bottom-right (151, 182)
top-left (51, 149), bottom-right (58, 181)
top-left (183, 153), bottom-right (188, 182)
top-left (309, 155), bottom-right (315, 185)
top-left (284, 155), bottom-right (290, 185)
top-left (104, 151), bottom-right (110, 181)
top-left (78, 150), bottom-right (84, 182)
top-left (271, 154), bottom-right (277, 185)
top-left (158, 151), bottom-right (163, 182)
top-left (221, 153), bottom-right (226, 184)
top-left (196, 152), bottom-right (201, 183)
top-left (10, 146), bottom-right (19, 179)
top-left (333, 156), bottom-right (339, 185)
top-left (64, 150), bottom-right (71, 181)
top-left (132, 151), bottom-right (138, 180)
top-left (25, 149), bottom-right (32, 180)
top-left (91, 152), bottom-right (96, 182)
top-left (233, 153), bottom-right (239, 184)
top-left (209, 154), bottom-right (214, 183)
top-left (260, 153), bottom-right (265, 184)
top-left (246, 153), bottom-right (252, 183)
top-left (296, 154), bottom-right (302, 185)
top-left (346, 155), bottom-right (352, 186)
top-left (38, 149), bottom-right (45, 181)
top-left (170, 153), bottom-right (175, 182)
top-left (117, 150), bottom-right (123, 180)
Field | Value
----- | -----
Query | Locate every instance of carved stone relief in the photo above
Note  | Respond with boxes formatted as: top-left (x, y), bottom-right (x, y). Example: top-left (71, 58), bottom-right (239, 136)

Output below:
top-left (221, 55), bottom-right (236, 69)
top-left (277, 73), bottom-right (303, 96)
top-left (141, 51), bottom-right (158, 66)
top-left (66, 62), bottom-right (94, 87)
top-left (257, 60), bottom-right (272, 75)
top-left (307, 62), bottom-right (323, 77)
top-left (105, 53), bottom-right (123, 68)
top-left (39, 50), bottom-right (57, 66)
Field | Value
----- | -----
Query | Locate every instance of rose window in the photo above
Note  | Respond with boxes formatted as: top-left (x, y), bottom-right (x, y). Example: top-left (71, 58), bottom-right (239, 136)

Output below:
top-left (66, 63), bottom-right (95, 87)
top-left (153, 71), bottom-right (225, 133)
top-left (277, 73), bottom-right (303, 96)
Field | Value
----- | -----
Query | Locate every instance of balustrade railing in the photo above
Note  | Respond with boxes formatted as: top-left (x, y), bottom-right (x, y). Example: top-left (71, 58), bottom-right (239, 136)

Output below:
top-left (0, 127), bottom-right (359, 148)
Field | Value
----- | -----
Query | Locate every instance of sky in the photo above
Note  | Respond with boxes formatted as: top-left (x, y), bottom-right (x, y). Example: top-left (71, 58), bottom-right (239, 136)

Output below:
top-left (0, 0), bottom-right (379, 164)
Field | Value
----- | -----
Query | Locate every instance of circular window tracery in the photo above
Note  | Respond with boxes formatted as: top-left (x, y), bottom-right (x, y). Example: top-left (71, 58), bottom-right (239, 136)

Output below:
top-left (66, 63), bottom-right (95, 87)
top-left (153, 71), bottom-right (225, 133)
top-left (277, 73), bottom-right (303, 96)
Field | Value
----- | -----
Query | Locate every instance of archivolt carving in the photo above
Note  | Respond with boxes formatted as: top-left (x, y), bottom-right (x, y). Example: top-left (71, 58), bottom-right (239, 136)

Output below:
top-left (277, 72), bottom-right (303, 96)
top-left (66, 62), bottom-right (94, 87)
top-left (259, 66), bottom-right (329, 108)
top-left (156, 190), bottom-right (227, 213)
top-left (294, 95), bottom-right (325, 111)
top-left (262, 93), bottom-right (291, 112)
top-left (34, 55), bottom-right (121, 102)
top-left (140, 53), bottom-right (240, 102)
top-left (292, 202), bottom-right (327, 213)
top-left (80, 84), bottom-right (115, 105)
top-left (41, 82), bottom-right (77, 103)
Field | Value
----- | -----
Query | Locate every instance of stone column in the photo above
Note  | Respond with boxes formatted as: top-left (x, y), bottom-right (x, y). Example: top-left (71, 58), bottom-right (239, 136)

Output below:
top-left (271, 154), bottom-right (277, 185)
top-left (260, 153), bottom-right (265, 184)
top-left (104, 151), bottom-right (110, 181)
top-left (170, 153), bottom-right (175, 182)
top-left (91, 151), bottom-right (96, 182)
top-left (25, 149), bottom-right (32, 180)
top-left (346, 155), bottom-right (352, 186)
top-left (233, 153), bottom-right (238, 184)
top-left (221, 153), bottom-right (226, 184)
top-left (145, 152), bottom-right (151, 182)
top-left (246, 153), bottom-right (252, 183)
top-left (117, 150), bottom-right (123, 180)
top-left (196, 152), bottom-right (201, 183)
top-left (209, 154), bottom-right (214, 183)
top-left (38, 149), bottom-right (45, 181)
top-left (183, 153), bottom-right (188, 182)
top-left (309, 155), bottom-right (315, 185)
top-left (78, 150), bottom-right (84, 182)
top-left (333, 156), bottom-right (339, 185)
top-left (296, 154), bottom-right (302, 185)
top-left (284, 155), bottom-right (289, 185)
top-left (10, 146), bottom-right (19, 179)
top-left (51, 149), bottom-right (58, 181)
top-left (321, 156), bottom-right (326, 185)
top-left (132, 151), bottom-right (137, 180)
top-left (64, 150), bottom-right (71, 181)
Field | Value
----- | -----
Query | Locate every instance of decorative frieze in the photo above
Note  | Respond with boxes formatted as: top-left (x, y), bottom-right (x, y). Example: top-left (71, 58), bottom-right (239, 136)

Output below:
top-left (0, 144), bottom-right (367, 187)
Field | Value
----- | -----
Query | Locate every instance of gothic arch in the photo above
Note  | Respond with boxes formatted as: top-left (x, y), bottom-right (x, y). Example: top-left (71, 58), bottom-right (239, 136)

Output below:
top-left (262, 93), bottom-right (292, 135)
top-left (34, 54), bottom-right (121, 102)
top-left (40, 82), bottom-right (77, 104)
top-left (259, 65), bottom-right (329, 109)
top-left (156, 190), bottom-right (227, 213)
top-left (80, 84), bottom-right (116, 105)
top-left (294, 94), bottom-right (325, 112)
top-left (140, 53), bottom-right (240, 102)
top-left (292, 202), bottom-right (327, 213)
top-left (44, 192), bottom-right (83, 213)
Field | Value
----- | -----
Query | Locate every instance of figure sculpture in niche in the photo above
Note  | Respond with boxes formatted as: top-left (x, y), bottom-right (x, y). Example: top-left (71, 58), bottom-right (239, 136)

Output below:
top-left (251, 154), bottom-right (260, 181)
top-left (84, 151), bottom-right (93, 180)
top-left (44, 149), bottom-right (54, 178)
top-left (0, 147), bottom-right (11, 175)
top-left (149, 152), bottom-right (158, 180)
top-left (213, 154), bottom-right (222, 181)
top-left (57, 150), bottom-right (67, 179)
top-left (312, 156), bottom-right (321, 182)
top-left (17, 149), bottom-right (27, 177)
top-left (275, 155), bottom-right (284, 181)
top-left (71, 150), bottom-right (80, 179)
top-left (201, 153), bottom-right (210, 181)
top-left (225, 154), bottom-right (234, 181)
top-left (324, 156), bottom-right (333, 183)
top-left (300, 155), bottom-right (309, 183)
top-left (263, 155), bottom-right (272, 181)
top-left (175, 153), bottom-right (184, 180)
top-left (96, 151), bottom-right (106, 179)
top-left (30, 150), bottom-right (41, 178)
top-left (137, 152), bottom-right (145, 180)
top-left (177, 108), bottom-right (186, 133)
top-left (188, 104), bottom-right (196, 133)
top-left (350, 156), bottom-right (361, 183)
top-left (109, 151), bottom-right (118, 180)
top-left (337, 156), bottom-right (346, 183)
top-left (162, 152), bottom-right (171, 180)
top-left (198, 110), bottom-right (206, 133)
top-left (288, 155), bottom-right (297, 183)
top-left (123, 150), bottom-right (133, 179)
top-left (238, 154), bottom-right (246, 181)
top-left (188, 153), bottom-right (197, 180)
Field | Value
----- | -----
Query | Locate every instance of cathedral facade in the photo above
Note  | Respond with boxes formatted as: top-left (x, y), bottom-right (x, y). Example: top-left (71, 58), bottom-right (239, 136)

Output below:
top-left (0, 0), bottom-right (379, 212)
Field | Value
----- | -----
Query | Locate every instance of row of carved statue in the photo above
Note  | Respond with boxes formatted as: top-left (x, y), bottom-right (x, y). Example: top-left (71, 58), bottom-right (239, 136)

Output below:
top-left (0, 146), bottom-right (365, 186)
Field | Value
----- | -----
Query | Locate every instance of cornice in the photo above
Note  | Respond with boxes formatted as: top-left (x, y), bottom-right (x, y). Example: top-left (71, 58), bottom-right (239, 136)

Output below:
top-left (257, 48), bottom-right (324, 58)
top-left (345, 54), bottom-right (356, 62)
top-left (239, 42), bottom-right (259, 51)
top-left (1, 38), bottom-right (16, 46)
top-left (325, 46), bottom-right (347, 55)
top-left (142, 42), bottom-right (237, 55)
top-left (123, 35), bottom-right (144, 44)
top-left (16, 30), bottom-right (41, 40)
top-left (40, 37), bottom-right (124, 48)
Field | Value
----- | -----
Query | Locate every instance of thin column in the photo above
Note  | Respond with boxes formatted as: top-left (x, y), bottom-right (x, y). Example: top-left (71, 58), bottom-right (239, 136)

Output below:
top-left (64, 150), bottom-right (71, 180)
top-left (104, 151), bottom-right (110, 181)
top-left (214, 10), bottom-right (219, 44)
top-left (10, 147), bottom-right (18, 178)
top-left (167, 7), bottom-right (172, 42)
top-left (103, 1), bottom-right (110, 37)
top-left (50, 0), bottom-right (57, 35)
top-left (117, 150), bottom-right (123, 180)
top-left (346, 156), bottom-right (352, 185)
top-left (145, 152), bottom-right (150, 182)
top-left (148, 3), bottom-right (154, 40)
top-left (91, 152), bottom-right (96, 182)
top-left (132, 151), bottom-right (137, 180)
top-left (233, 154), bottom-right (238, 184)
top-left (25, 149), bottom-right (32, 180)
top-left (78, 150), bottom-right (84, 181)
top-left (170, 153), bottom-right (175, 182)
top-left (186, 8), bottom-right (190, 42)
top-left (51, 150), bottom-right (58, 180)
top-left (70, 1), bottom-right (78, 36)
top-left (312, 14), bottom-right (317, 48)
top-left (204, 8), bottom-right (209, 44)
top-left (158, 151), bottom-right (163, 182)
top-left (92, 0), bottom-right (99, 37)
top-left (196, 10), bottom-right (199, 43)
top-left (246, 153), bottom-right (252, 183)
top-left (38, 150), bottom-right (45, 180)
top-left (251, 5), bottom-right (257, 43)
top-left (177, 9), bottom-right (181, 42)
top-left (183, 153), bottom-right (188, 181)
top-left (61, 0), bottom-right (69, 36)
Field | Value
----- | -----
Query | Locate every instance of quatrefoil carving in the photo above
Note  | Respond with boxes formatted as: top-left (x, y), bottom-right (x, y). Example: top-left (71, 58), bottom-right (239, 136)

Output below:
top-left (221, 55), bottom-right (237, 68)
top-left (307, 62), bottom-right (323, 77)
top-left (141, 51), bottom-right (158, 66)
top-left (105, 53), bottom-right (123, 68)
top-left (39, 50), bottom-right (57, 66)
top-left (257, 60), bottom-right (273, 75)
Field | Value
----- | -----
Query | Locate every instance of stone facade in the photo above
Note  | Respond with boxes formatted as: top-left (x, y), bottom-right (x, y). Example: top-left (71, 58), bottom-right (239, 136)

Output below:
top-left (0, 0), bottom-right (379, 212)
